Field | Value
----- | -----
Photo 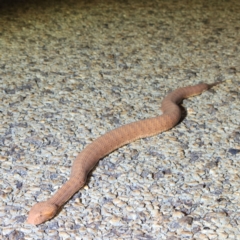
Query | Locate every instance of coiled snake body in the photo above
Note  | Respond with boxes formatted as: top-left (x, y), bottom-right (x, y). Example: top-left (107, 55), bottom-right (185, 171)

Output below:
top-left (27, 82), bottom-right (220, 225)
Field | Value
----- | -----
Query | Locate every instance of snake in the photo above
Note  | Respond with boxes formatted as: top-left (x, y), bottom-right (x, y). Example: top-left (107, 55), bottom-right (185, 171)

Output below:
top-left (27, 82), bottom-right (221, 225)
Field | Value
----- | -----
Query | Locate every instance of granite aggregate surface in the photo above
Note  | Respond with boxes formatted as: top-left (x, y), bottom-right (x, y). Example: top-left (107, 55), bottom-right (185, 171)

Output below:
top-left (0, 0), bottom-right (240, 239)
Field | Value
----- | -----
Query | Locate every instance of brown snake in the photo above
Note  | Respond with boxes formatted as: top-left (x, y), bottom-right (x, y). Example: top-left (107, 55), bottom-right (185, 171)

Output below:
top-left (27, 82), bottom-right (221, 225)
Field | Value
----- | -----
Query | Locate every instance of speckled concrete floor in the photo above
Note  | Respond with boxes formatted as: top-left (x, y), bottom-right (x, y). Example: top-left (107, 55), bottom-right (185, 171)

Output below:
top-left (0, 0), bottom-right (240, 239)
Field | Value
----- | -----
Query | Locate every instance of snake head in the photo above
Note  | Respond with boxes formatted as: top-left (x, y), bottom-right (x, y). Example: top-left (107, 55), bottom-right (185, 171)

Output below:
top-left (27, 201), bottom-right (58, 225)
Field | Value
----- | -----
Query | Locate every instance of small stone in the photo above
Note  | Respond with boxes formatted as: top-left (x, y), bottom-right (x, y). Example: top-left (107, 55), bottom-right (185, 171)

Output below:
top-left (172, 211), bottom-right (185, 219)
top-left (109, 217), bottom-right (122, 226)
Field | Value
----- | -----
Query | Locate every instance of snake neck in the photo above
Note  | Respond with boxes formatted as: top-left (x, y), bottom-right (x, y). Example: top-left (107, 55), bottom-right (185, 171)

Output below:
top-left (47, 178), bottom-right (85, 207)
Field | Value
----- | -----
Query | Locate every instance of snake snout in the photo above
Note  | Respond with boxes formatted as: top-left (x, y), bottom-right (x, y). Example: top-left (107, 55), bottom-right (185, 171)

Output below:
top-left (27, 202), bottom-right (58, 225)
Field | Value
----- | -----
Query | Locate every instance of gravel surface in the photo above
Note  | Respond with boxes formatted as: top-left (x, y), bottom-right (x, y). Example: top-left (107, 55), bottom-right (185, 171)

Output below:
top-left (0, 0), bottom-right (239, 239)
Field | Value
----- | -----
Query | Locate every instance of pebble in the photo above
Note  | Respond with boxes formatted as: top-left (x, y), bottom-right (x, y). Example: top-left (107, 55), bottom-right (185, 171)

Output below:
top-left (58, 231), bottom-right (71, 238)
top-left (109, 217), bottom-right (122, 226)
top-left (172, 211), bottom-right (185, 219)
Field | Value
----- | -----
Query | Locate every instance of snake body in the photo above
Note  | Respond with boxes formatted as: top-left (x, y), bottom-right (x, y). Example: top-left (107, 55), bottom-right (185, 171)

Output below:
top-left (27, 82), bottom-right (219, 225)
